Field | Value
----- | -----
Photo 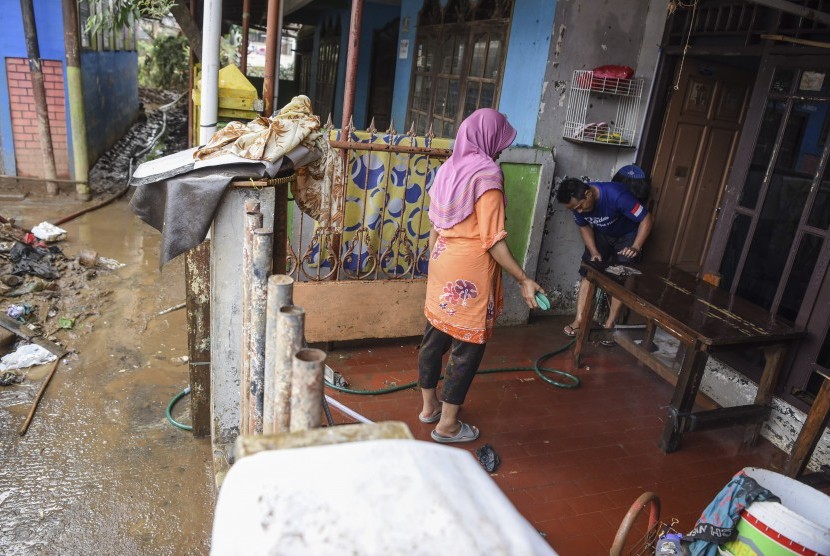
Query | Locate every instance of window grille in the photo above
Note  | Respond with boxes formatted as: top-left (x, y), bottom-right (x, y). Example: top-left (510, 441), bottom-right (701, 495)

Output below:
top-left (313, 19), bottom-right (341, 121)
top-left (407, 0), bottom-right (514, 138)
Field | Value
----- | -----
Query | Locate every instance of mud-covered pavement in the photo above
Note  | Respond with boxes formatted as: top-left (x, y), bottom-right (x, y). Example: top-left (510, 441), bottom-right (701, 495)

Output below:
top-left (0, 198), bottom-right (214, 555)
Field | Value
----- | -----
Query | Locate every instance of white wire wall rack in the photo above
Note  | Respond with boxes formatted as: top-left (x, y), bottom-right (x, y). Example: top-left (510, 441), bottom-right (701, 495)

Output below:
top-left (563, 70), bottom-right (645, 148)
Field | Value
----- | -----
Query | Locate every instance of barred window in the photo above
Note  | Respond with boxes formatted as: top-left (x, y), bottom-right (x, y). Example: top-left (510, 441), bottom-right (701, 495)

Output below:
top-left (407, 0), bottom-right (513, 138)
top-left (313, 19), bottom-right (341, 121)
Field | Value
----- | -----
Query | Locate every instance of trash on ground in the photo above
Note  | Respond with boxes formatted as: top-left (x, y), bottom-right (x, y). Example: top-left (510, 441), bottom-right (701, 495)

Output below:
top-left (97, 256), bottom-right (126, 270)
top-left (6, 303), bottom-right (34, 321)
top-left (31, 222), bottom-right (67, 243)
top-left (9, 242), bottom-right (61, 280)
top-left (0, 370), bottom-right (24, 386)
top-left (58, 316), bottom-right (75, 329)
top-left (0, 343), bottom-right (57, 372)
top-left (171, 355), bottom-right (189, 365)
top-left (157, 302), bottom-right (186, 316)
top-left (4, 277), bottom-right (47, 297)
top-left (78, 248), bottom-right (125, 270)
top-left (476, 443), bottom-right (501, 473)
top-left (2, 274), bottom-right (22, 287)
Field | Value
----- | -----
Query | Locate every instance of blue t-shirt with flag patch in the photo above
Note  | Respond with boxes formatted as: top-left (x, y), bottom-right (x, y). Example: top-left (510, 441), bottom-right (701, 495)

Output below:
top-left (573, 181), bottom-right (648, 237)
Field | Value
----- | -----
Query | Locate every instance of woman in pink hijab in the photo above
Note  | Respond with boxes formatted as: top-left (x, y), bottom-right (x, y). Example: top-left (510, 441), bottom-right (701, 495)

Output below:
top-left (419, 108), bottom-right (544, 443)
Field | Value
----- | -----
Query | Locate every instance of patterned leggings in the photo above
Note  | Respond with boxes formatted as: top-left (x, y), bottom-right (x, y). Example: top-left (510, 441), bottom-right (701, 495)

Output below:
top-left (418, 323), bottom-right (487, 405)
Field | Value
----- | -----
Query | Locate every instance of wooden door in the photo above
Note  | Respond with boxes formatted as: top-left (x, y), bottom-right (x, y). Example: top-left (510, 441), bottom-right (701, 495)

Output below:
top-left (646, 59), bottom-right (751, 273)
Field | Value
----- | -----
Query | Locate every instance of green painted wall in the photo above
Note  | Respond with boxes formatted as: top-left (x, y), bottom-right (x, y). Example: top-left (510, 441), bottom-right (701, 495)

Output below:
top-left (502, 163), bottom-right (541, 266)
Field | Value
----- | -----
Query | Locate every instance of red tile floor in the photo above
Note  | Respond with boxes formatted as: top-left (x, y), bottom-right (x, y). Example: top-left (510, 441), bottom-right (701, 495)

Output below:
top-left (323, 315), bottom-right (793, 555)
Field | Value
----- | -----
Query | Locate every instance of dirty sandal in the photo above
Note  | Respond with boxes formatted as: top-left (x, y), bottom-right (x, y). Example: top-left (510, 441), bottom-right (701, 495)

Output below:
top-left (418, 409), bottom-right (442, 424)
top-left (563, 324), bottom-right (579, 337)
top-left (431, 421), bottom-right (480, 443)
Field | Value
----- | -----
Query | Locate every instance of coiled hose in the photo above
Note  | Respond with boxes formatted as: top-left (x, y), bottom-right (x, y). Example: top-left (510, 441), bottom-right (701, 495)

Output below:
top-left (325, 340), bottom-right (578, 396)
top-left (165, 341), bottom-right (578, 430)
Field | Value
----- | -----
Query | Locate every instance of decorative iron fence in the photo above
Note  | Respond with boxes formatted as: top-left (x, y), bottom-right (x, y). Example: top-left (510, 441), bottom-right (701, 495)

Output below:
top-left (287, 119), bottom-right (453, 282)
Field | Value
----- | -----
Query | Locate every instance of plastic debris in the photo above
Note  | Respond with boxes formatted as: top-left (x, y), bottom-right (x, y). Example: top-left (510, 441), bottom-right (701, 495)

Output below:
top-left (97, 256), bottom-right (126, 270)
top-left (58, 316), bottom-right (75, 329)
top-left (476, 443), bottom-right (501, 473)
top-left (0, 370), bottom-right (24, 386)
top-left (7, 303), bottom-right (33, 321)
top-left (0, 344), bottom-right (57, 372)
top-left (31, 222), bottom-right (67, 243)
top-left (9, 241), bottom-right (61, 280)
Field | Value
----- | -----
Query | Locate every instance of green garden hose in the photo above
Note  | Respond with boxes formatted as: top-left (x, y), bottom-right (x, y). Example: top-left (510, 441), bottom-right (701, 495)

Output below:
top-left (166, 386), bottom-right (193, 431)
top-left (165, 341), bottom-right (578, 430)
top-left (325, 340), bottom-right (578, 395)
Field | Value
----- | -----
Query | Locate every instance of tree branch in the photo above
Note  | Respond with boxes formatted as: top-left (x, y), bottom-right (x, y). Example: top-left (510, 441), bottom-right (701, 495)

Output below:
top-left (169, 2), bottom-right (202, 62)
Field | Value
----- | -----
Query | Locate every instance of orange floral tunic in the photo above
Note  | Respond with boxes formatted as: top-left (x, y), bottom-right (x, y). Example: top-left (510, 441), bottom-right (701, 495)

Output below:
top-left (425, 189), bottom-right (507, 344)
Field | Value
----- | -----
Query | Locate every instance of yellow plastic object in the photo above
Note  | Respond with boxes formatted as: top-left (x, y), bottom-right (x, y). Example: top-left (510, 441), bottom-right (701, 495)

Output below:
top-left (192, 64), bottom-right (264, 145)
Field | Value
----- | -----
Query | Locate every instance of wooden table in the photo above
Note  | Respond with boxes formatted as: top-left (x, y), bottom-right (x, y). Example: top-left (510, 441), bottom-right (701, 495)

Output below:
top-left (784, 370), bottom-right (830, 483)
top-left (573, 262), bottom-right (805, 453)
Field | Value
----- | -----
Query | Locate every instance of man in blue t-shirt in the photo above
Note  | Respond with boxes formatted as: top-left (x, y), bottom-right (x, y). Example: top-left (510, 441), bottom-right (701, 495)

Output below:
top-left (555, 165), bottom-right (653, 339)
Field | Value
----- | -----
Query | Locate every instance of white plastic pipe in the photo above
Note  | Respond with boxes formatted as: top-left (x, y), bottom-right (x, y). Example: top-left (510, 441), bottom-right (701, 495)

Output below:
top-left (324, 395), bottom-right (373, 424)
top-left (199, 0), bottom-right (223, 144)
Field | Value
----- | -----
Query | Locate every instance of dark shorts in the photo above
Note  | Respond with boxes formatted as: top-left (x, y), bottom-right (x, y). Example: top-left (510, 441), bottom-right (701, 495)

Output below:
top-left (578, 230), bottom-right (641, 277)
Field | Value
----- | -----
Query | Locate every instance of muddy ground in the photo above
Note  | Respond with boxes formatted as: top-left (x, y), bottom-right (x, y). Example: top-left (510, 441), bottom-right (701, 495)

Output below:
top-left (0, 91), bottom-right (213, 554)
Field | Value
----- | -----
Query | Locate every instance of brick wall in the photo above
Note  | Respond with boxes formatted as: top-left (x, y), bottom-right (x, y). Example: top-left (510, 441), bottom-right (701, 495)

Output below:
top-left (6, 57), bottom-right (70, 178)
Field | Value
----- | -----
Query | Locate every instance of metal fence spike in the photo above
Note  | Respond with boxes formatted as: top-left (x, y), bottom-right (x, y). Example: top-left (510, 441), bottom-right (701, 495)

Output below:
top-left (426, 122), bottom-right (435, 139)
top-left (367, 117), bottom-right (377, 134)
top-left (407, 121), bottom-right (417, 137)
top-left (386, 118), bottom-right (397, 135)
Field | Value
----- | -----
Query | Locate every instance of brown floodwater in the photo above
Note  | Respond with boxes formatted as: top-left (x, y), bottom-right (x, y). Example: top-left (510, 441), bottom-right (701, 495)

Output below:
top-left (0, 196), bottom-right (213, 555)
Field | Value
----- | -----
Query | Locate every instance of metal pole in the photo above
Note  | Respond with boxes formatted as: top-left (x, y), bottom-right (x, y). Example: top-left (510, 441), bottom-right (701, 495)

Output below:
top-left (249, 227), bottom-right (273, 434)
top-left (272, 1), bottom-right (284, 112)
top-left (19, 0), bottom-right (58, 195)
top-left (240, 201), bottom-right (263, 435)
top-left (262, 0), bottom-right (281, 116)
top-left (290, 348), bottom-right (326, 432)
top-left (275, 305), bottom-right (304, 432)
top-left (199, 0), bottom-right (222, 144)
top-left (263, 274), bottom-right (294, 434)
top-left (240, 0), bottom-right (250, 74)
top-left (187, 0), bottom-right (196, 147)
top-left (340, 0), bottom-right (364, 131)
top-left (60, 0), bottom-right (90, 201)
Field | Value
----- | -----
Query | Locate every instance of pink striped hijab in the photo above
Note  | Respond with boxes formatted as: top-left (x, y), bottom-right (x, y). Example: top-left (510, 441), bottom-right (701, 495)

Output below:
top-left (428, 108), bottom-right (517, 229)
